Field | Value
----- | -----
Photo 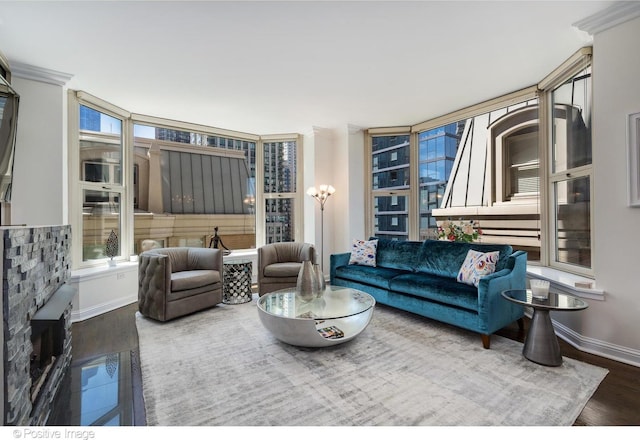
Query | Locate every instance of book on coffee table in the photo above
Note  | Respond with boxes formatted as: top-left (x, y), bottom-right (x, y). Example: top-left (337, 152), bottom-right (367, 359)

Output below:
top-left (317, 326), bottom-right (344, 339)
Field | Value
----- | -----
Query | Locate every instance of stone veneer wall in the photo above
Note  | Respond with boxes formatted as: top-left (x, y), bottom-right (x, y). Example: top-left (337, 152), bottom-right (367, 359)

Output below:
top-left (2, 225), bottom-right (72, 426)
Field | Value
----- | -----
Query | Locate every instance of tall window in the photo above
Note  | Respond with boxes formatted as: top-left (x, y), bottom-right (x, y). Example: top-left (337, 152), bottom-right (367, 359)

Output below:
top-left (417, 122), bottom-right (464, 239)
top-left (549, 66), bottom-right (592, 272)
top-left (261, 137), bottom-right (300, 244)
top-left (73, 99), bottom-right (129, 264)
top-left (369, 133), bottom-right (410, 240)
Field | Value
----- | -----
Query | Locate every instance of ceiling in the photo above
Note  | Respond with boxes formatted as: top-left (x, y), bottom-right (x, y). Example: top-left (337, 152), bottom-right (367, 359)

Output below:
top-left (0, 1), bottom-right (616, 135)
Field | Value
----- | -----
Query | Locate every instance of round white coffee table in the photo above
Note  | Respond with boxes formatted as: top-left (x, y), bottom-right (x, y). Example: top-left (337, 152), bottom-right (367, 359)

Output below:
top-left (257, 285), bottom-right (375, 347)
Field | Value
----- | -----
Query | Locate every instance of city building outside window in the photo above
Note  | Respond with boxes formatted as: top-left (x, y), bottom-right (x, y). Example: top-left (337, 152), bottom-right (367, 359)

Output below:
top-left (69, 92), bottom-right (301, 269)
top-left (365, 48), bottom-right (593, 277)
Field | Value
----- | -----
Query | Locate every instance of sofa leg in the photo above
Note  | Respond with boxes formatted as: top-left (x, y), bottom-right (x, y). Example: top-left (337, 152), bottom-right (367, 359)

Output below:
top-left (481, 334), bottom-right (491, 349)
top-left (517, 317), bottom-right (525, 332)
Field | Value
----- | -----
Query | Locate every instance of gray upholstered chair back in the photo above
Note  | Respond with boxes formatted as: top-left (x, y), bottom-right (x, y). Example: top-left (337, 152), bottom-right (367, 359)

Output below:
top-left (257, 242), bottom-right (316, 296)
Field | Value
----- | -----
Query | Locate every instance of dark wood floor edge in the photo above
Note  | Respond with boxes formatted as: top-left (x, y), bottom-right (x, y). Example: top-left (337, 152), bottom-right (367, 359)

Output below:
top-left (130, 349), bottom-right (147, 426)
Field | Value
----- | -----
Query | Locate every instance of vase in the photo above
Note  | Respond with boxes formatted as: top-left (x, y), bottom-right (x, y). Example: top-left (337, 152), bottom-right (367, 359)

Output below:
top-left (296, 260), bottom-right (319, 302)
top-left (313, 263), bottom-right (326, 297)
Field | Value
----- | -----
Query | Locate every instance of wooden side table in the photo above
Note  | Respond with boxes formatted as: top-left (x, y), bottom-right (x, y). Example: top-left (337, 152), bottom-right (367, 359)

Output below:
top-left (501, 289), bottom-right (588, 366)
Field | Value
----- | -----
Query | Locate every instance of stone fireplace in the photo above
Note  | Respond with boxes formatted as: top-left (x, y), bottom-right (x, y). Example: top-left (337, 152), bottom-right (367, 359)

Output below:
top-left (1, 225), bottom-right (74, 426)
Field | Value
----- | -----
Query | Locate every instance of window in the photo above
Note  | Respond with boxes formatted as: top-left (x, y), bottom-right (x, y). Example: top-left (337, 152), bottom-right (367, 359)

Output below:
top-left (417, 122), bottom-right (464, 239)
top-left (365, 47), bottom-right (593, 276)
top-left (72, 99), bottom-right (129, 264)
top-left (368, 132), bottom-right (411, 240)
top-left (260, 136), bottom-right (302, 244)
top-left (547, 65), bottom-right (592, 272)
top-left (69, 93), bottom-right (302, 269)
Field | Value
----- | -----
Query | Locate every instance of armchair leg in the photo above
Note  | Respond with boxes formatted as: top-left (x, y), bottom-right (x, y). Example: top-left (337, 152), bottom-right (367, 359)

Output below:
top-left (481, 334), bottom-right (491, 349)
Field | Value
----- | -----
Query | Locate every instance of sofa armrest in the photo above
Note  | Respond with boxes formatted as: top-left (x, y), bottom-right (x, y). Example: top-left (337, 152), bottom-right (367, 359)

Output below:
top-left (138, 252), bottom-right (172, 321)
top-left (330, 252), bottom-right (351, 283)
top-left (476, 250), bottom-right (528, 333)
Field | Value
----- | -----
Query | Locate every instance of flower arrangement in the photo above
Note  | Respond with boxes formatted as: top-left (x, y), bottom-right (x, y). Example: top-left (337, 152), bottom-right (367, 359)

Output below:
top-left (437, 219), bottom-right (482, 243)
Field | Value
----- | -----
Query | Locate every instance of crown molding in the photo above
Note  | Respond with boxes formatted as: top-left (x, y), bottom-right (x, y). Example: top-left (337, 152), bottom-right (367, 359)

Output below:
top-left (573, 1), bottom-right (640, 35)
top-left (9, 61), bottom-right (73, 86)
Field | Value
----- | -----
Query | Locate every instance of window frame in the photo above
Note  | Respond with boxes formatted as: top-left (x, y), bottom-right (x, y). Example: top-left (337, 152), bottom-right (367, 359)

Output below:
top-left (69, 91), bottom-right (132, 268)
top-left (364, 47), bottom-right (594, 278)
top-left (257, 133), bottom-right (304, 245)
top-left (538, 47), bottom-right (593, 276)
top-left (69, 93), bottom-right (303, 269)
top-left (365, 128), bottom-right (416, 241)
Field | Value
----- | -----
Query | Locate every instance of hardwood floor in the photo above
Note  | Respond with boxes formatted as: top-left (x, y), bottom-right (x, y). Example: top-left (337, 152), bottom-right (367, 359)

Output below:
top-left (50, 301), bottom-right (640, 426)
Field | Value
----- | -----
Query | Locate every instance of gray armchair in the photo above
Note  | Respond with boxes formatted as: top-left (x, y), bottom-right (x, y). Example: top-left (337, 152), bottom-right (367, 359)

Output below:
top-left (257, 242), bottom-right (316, 296)
top-left (138, 247), bottom-right (223, 321)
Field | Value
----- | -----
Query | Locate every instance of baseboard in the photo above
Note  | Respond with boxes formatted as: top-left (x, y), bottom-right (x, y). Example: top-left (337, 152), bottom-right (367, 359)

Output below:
top-left (521, 309), bottom-right (639, 368)
top-left (553, 320), bottom-right (640, 368)
top-left (71, 295), bottom-right (138, 323)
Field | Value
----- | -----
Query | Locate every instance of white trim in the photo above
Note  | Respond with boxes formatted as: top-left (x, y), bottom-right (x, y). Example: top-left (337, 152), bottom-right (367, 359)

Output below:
top-left (71, 294), bottom-right (137, 323)
top-left (518, 308), bottom-right (640, 368)
top-left (554, 319), bottom-right (640, 368)
top-left (131, 113), bottom-right (260, 141)
top-left (70, 261), bottom-right (138, 322)
top-left (573, 1), bottom-right (640, 36)
top-left (70, 260), bottom-right (138, 282)
top-left (627, 112), bottom-right (640, 207)
top-left (411, 86), bottom-right (538, 133)
top-left (526, 265), bottom-right (604, 300)
top-left (10, 61), bottom-right (73, 86)
top-left (537, 47), bottom-right (591, 91)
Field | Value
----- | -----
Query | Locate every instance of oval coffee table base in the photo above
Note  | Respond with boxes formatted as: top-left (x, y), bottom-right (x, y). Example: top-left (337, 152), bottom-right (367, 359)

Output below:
top-left (258, 307), bottom-right (374, 348)
top-left (523, 309), bottom-right (562, 367)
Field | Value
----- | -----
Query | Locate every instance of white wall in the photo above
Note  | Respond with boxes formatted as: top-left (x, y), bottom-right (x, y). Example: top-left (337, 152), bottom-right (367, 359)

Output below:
top-left (581, 15), bottom-right (640, 357)
top-left (10, 76), bottom-right (66, 226)
top-left (303, 126), bottom-right (335, 272)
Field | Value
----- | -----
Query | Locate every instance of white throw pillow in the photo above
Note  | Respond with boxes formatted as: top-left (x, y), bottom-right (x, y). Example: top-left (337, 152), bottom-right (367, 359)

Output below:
top-left (348, 239), bottom-right (378, 267)
top-left (457, 249), bottom-right (499, 287)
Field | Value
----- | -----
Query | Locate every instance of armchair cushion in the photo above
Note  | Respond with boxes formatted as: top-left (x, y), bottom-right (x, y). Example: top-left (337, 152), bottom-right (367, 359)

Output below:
top-left (171, 269), bottom-right (221, 292)
top-left (264, 262), bottom-right (303, 278)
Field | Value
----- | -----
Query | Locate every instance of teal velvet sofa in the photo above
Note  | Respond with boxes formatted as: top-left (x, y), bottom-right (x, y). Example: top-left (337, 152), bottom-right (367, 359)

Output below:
top-left (329, 239), bottom-right (527, 348)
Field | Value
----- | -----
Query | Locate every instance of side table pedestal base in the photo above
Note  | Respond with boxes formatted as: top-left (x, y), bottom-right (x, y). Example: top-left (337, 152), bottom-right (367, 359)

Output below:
top-left (523, 309), bottom-right (562, 367)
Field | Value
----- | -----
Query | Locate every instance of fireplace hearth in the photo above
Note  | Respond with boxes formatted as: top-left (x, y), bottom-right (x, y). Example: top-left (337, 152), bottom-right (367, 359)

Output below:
top-left (1, 225), bottom-right (74, 426)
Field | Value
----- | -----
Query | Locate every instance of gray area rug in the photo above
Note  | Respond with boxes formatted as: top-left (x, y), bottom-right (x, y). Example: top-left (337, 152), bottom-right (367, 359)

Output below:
top-left (135, 294), bottom-right (608, 426)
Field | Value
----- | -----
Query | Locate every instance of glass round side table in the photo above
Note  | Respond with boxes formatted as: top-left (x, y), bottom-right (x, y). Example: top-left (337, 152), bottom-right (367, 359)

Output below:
top-left (501, 289), bottom-right (588, 367)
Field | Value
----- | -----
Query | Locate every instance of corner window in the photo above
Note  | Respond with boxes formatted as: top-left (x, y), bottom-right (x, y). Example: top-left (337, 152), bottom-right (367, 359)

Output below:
top-left (365, 47), bottom-right (593, 277)
top-left (69, 92), bottom-right (302, 269)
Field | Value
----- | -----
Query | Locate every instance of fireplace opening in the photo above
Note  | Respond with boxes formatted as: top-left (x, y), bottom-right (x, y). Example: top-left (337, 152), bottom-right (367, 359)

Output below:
top-left (30, 316), bottom-right (64, 403)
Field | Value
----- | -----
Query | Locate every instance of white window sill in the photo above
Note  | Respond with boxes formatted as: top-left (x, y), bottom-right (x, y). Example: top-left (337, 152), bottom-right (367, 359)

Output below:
top-left (526, 265), bottom-right (604, 301)
top-left (71, 261), bottom-right (138, 282)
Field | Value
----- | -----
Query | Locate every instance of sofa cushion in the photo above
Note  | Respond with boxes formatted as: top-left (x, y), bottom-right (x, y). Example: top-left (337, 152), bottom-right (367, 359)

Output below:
top-left (348, 239), bottom-right (378, 267)
top-left (335, 264), bottom-right (408, 290)
top-left (264, 262), bottom-right (302, 278)
top-left (415, 240), bottom-right (512, 278)
top-left (171, 269), bottom-right (220, 292)
top-left (457, 250), bottom-right (499, 287)
top-left (388, 272), bottom-right (479, 312)
top-left (374, 238), bottom-right (422, 271)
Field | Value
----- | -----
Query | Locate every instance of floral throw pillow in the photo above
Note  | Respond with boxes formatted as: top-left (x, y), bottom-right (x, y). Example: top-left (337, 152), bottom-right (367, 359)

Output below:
top-left (457, 250), bottom-right (499, 287)
top-left (348, 239), bottom-right (378, 267)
